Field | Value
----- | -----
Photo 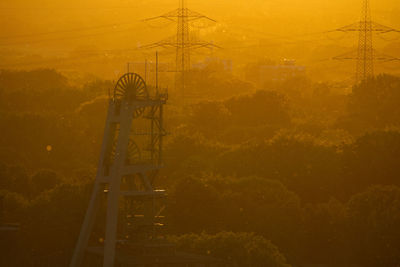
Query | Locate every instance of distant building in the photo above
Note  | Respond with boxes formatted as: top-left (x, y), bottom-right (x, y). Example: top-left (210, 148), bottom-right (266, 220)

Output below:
top-left (192, 57), bottom-right (233, 72)
top-left (258, 59), bottom-right (306, 84)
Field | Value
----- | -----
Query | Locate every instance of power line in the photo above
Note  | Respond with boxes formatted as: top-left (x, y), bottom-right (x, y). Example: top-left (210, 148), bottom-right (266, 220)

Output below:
top-left (0, 6), bottom-right (140, 11)
top-left (0, 54), bottom-right (103, 68)
top-left (0, 26), bottom-right (140, 46)
top-left (331, 0), bottom-right (400, 83)
top-left (142, 0), bottom-right (218, 104)
top-left (0, 48), bottom-right (142, 68)
top-left (0, 22), bottom-right (137, 40)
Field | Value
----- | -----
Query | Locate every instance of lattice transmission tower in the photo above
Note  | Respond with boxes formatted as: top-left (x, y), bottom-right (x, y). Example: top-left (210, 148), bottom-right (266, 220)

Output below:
top-left (333, 0), bottom-right (400, 83)
top-left (142, 0), bottom-right (218, 103)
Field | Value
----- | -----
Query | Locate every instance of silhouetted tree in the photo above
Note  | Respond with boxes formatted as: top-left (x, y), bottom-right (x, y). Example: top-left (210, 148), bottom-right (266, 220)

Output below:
top-left (339, 74), bottom-right (400, 133)
top-left (30, 169), bottom-right (61, 197)
top-left (342, 130), bottom-right (400, 195)
top-left (347, 185), bottom-right (400, 266)
top-left (169, 232), bottom-right (291, 267)
top-left (302, 199), bottom-right (348, 264)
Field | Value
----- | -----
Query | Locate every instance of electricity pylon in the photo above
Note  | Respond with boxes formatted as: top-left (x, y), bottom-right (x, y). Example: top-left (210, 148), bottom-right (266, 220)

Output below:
top-left (142, 0), bottom-right (218, 103)
top-left (333, 0), bottom-right (400, 83)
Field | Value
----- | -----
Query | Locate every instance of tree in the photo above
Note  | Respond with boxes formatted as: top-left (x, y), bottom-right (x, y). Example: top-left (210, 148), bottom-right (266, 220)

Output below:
top-left (30, 170), bottom-right (60, 197)
top-left (342, 130), bottom-right (400, 194)
top-left (346, 185), bottom-right (400, 266)
top-left (168, 175), bottom-right (302, 261)
top-left (339, 74), bottom-right (400, 133)
top-left (224, 90), bottom-right (290, 128)
top-left (0, 69), bottom-right (68, 92)
top-left (169, 232), bottom-right (291, 267)
top-left (302, 199), bottom-right (348, 264)
top-left (22, 182), bottom-right (91, 266)
top-left (4, 165), bottom-right (30, 196)
top-left (188, 101), bottom-right (231, 139)
top-left (185, 61), bottom-right (254, 100)
top-left (184, 90), bottom-right (291, 144)
top-left (168, 176), bottom-right (222, 233)
top-left (164, 132), bottom-right (226, 177)
top-left (214, 135), bottom-right (342, 202)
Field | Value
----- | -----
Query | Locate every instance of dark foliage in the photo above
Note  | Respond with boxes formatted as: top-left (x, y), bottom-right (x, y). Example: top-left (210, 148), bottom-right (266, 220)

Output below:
top-left (1, 69), bottom-right (400, 266)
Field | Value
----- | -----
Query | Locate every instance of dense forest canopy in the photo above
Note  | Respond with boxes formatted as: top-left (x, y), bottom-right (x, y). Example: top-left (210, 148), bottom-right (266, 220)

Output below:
top-left (1, 68), bottom-right (400, 266)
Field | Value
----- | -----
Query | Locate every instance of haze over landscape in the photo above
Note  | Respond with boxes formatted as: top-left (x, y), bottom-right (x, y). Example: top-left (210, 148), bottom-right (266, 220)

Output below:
top-left (1, 0), bottom-right (399, 80)
top-left (1, 1), bottom-right (400, 267)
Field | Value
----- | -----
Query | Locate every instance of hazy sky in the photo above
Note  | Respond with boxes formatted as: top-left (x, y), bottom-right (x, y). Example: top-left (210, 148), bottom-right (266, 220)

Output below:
top-left (1, 0), bottom-right (398, 38)
top-left (0, 0), bottom-right (398, 78)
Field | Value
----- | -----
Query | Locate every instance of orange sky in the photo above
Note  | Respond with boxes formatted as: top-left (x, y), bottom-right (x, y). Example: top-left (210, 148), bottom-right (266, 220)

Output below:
top-left (0, 0), bottom-right (399, 79)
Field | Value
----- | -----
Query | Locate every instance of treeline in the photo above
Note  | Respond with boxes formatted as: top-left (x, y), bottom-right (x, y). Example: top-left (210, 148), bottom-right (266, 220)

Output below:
top-left (1, 69), bottom-right (400, 266)
top-left (165, 130), bottom-right (400, 202)
top-left (169, 176), bottom-right (400, 265)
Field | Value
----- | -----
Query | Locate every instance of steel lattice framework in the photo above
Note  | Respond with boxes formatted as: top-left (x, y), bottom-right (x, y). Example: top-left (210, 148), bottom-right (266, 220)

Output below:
top-left (333, 0), bottom-right (400, 83)
top-left (142, 0), bottom-right (218, 104)
top-left (70, 73), bottom-right (167, 267)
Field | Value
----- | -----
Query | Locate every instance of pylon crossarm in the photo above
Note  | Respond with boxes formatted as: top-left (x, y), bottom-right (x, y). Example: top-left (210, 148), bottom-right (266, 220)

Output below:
top-left (184, 9), bottom-right (217, 22)
top-left (143, 8), bottom-right (216, 23)
top-left (142, 9), bottom-right (180, 22)
top-left (140, 36), bottom-right (177, 49)
top-left (333, 50), bottom-right (397, 61)
top-left (336, 22), bottom-right (362, 32)
top-left (336, 21), bottom-right (400, 33)
top-left (373, 51), bottom-right (400, 62)
top-left (370, 21), bottom-right (400, 33)
top-left (188, 42), bottom-right (221, 49)
top-left (141, 41), bottom-right (219, 50)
